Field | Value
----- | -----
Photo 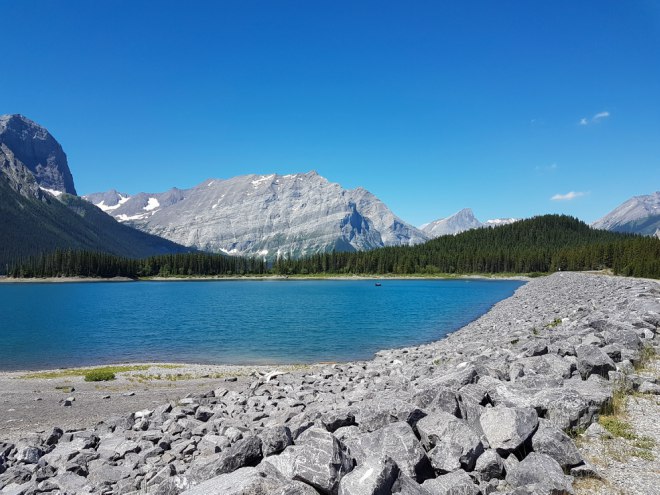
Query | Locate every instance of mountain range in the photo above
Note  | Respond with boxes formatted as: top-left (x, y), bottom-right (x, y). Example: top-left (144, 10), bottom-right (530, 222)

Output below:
top-left (84, 173), bottom-right (428, 259)
top-left (0, 115), bottom-right (190, 270)
top-left (2, 113), bottom-right (658, 271)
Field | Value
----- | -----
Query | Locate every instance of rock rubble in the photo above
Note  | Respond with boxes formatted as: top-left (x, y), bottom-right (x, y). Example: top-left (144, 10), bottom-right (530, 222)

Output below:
top-left (1, 273), bottom-right (658, 495)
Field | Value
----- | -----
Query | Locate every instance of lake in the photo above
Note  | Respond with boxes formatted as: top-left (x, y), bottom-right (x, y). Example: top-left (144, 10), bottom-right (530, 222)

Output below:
top-left (0, 279), bottom-right (524, 370)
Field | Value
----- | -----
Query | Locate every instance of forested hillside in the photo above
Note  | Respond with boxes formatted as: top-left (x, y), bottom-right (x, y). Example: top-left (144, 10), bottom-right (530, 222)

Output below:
top-left (273, 215), bottom-right (660, 278)
top-left (7, 215), bottom-right (660, 279)
top-left (0, 179), bottom-right (190, 273)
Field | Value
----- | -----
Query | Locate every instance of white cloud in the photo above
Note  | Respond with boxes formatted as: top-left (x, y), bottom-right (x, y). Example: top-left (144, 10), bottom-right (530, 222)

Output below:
top-left (535, 163), bottom-right (558, 172)
top-left (579, 111), bottom-right (610, 126)
top-left (551, 191), bottom-right (588, 201)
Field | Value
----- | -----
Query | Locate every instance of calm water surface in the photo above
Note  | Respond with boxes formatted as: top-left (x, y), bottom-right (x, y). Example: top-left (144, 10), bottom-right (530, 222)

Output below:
top-left (0, 279), bottom-right (524, 370)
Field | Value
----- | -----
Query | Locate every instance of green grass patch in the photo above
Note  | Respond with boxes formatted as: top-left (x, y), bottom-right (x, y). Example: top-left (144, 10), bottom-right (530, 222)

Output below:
top-left (598, 415), bottom-right (636, 440)
top-left (633, 436), bottom-right (656, 450)
top-left (634, 345), bottom-right (657, 372)
top-left (83, 369), bottom-right (116, 382)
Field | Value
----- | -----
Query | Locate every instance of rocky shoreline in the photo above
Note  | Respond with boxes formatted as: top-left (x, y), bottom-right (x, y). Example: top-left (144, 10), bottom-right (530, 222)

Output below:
top-left (1, 272), bottom-right (659, 494)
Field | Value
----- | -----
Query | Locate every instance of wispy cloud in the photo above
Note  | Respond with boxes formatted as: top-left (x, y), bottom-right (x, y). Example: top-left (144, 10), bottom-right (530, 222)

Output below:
top-left (536, 163), bottom-right (558, 172)
top-left (551, 191), bottom-right (588, 201)
top-left (579, 111), bottom-right (610, 126)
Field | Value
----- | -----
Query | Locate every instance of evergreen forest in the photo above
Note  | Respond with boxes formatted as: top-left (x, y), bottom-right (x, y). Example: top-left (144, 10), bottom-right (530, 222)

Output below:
top-left (7, 215), bottom-right (660, 279)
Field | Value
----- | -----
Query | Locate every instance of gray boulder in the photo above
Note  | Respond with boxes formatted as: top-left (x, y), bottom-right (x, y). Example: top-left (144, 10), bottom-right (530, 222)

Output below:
top-left (355, 398), bottom-right (425, 433)
top-left (338, 456), bottom-right (399, 495)
top-left (505, 452), bottom-right (573, 494)
top-left (479, 406), bottom-right (538, 453)
top-left (474, 450), bottom-right (504, 481)
top-left (265, 428), bottom-right (354, 495)
top-left (530, 420), bottom-right (583, 469)
top-left (391, 473), bottom-right (433, 494)
top-left (416, 411), bottom-right (483, 472)
top-left (181, 466), bottom-right (286, 494)
top-left (349, 422), bottom-right (432, 481)
top-left (420, 469), bottom-right (480, 495)
top-left (412, 386), bottom-right (460, 417)
top-left (530, 388), bottom-right (592, 432)
top-left (260, 426), bottom-right (294, 456)
top-left (189, 435), bottom-right (263, 482)
top-left (576, 344), bottom-right (616, 379)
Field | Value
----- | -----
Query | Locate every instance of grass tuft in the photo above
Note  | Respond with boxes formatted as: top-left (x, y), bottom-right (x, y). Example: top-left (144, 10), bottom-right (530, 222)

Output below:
top-left (84, 369), bottom-right (116, 382)
top-left (544, 318), bottom-right (562, 329)
top-left (598, 416), bottom-right (636, 440)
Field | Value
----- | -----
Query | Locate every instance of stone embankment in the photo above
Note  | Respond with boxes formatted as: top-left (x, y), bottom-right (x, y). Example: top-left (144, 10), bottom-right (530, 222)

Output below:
top-left (1, 273), bottom-right (659, 495)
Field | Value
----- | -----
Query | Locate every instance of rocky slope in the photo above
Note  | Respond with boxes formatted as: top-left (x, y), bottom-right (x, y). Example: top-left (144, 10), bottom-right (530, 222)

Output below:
top-left (592, 191), bottom-right (660, 238)
top-left (421, 209), bottom-right (519, 238)
top-left (0, 273), bottom-right (658, 494)
top-left (84, 173), bottom-right (428, 259)
top-left (0, 114), bottom-right (76, 195)
top-left (0, 117), bottom-right (190, 270)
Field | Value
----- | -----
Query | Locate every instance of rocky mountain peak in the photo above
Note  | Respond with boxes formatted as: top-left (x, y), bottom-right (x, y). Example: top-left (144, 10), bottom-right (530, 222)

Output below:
top-left (0, 114), bottom-right (77, 195)
top-left (421, 208), bottom-right (484, 238)
top-left (84, 172), bottom-right (428, 259)
top-left (592, 191), bottom-right (660, 237)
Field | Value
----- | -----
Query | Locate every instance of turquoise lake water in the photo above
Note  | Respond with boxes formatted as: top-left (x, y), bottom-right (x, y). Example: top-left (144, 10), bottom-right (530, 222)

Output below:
top-left (0, 279), bottom-right (524, 370)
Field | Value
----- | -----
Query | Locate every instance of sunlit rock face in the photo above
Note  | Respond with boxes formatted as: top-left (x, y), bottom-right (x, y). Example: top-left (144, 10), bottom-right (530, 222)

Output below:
top-left (592, 191), bottom-right (660, 238)
top-left (0, 114), bottom-right (77, 195)
top-left (84, 171), bottom-right (428, 259)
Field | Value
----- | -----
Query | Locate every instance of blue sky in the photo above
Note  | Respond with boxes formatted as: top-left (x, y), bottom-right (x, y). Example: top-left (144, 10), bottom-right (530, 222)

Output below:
top-left (1, 0), bottom-right (659, 225)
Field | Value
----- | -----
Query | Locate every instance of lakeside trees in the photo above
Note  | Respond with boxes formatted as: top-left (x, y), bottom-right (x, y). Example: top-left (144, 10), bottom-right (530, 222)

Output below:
top-left (8, 215), bottom-right (660, 279)
top-left (274, 215), bottom-right (660, 278)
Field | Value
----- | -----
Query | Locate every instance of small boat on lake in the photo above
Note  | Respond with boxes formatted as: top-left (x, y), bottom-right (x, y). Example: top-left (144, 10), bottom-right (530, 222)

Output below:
top-left (375, 283), bottom-right (382, 287)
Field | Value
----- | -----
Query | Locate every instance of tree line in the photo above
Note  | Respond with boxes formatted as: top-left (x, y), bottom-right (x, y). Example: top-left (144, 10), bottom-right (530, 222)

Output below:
top-left (274, 215), bottom-right (660, 278)
top-left (7, 215), bottom-right (660, 279)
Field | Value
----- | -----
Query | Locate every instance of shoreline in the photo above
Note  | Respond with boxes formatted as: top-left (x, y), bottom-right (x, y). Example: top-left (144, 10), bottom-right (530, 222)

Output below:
top-left (0, 273), bottom-right (533, 284)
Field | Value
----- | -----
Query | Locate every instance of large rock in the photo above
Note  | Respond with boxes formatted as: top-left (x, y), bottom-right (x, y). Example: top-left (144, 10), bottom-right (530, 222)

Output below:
top-left (416, 412), bottom-right (483, 473)
top-left (354, 398), bottom-right (426, 433)
top-left (473, 450), bottom-right (504, 482)
top-left (264, 428), bottom-right (354, 495)
top-left (420, 469), bottom-right (480, 495)
top-left (338, 456), bottom-right (399, 495)
top-left (391, 473), bottom-right (432, 494)
top-left (530, 388), bottom-right (593, 432)
top-left (576, 344), bottom-right (616, 379)
top-left (181, 466), bottom-right (286, 494)
top-left (505, 452), bottom-right (574, 494)
top-left (260, 426), bottom-right (294, 457)
top-left (348, 422), bottom-right (432, 482)
top-left (188, 436), bottom-right (263, 482)
top-left (531, 420), bottom-right (583, 469)
top-left (479, 406), bottom-right (538, 453)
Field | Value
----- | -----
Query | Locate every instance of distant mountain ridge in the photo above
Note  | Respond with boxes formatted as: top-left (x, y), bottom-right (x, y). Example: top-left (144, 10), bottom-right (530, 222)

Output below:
top-left (420, 208), bottom-right (519, 237)
top-left (84, 173), bottom-right (429, 259)
top-left (0, 114), bottom-right (190, 271)
top-left (592, 191), bottom-right (660, 238)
